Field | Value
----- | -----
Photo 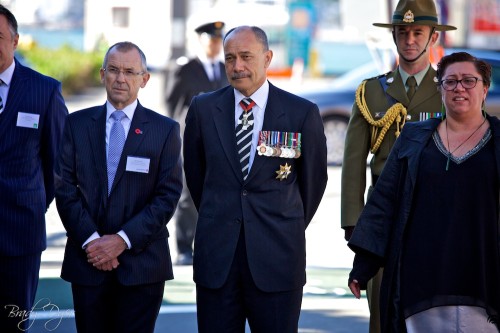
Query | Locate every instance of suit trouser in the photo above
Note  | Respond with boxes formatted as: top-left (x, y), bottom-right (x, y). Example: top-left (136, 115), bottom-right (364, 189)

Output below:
top-left (196, 224), bottom-right (303, 333)
top-left (367, 268), bottom-right (382, 333)
top-left (0, 253), bottom-right (41, 332)
top-left (71, 273), bottom-right (165, 333)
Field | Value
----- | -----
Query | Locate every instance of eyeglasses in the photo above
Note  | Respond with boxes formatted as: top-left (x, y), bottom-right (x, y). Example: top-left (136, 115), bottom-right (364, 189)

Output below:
top-left (439, 77), bottom-right (483, 91)
top-left (103, 67), bottom-right (145, 78)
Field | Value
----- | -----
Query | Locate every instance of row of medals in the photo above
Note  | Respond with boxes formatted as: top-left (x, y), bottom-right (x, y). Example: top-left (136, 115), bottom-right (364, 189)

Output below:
top-left (257, 131), bottom-right (301, 159)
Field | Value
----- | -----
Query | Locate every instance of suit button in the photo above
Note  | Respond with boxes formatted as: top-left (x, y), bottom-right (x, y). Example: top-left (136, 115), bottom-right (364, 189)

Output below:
top-left (242, 190), bottom-right (248, 196)
top-left (236, 219), bottom-right (242, 224)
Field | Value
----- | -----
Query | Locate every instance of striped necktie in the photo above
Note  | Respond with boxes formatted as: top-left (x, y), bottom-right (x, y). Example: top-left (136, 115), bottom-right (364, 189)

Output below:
top-left (108, 110), bottom-right (126, 196)
top-left (236, 98), bottom-right (255, 180)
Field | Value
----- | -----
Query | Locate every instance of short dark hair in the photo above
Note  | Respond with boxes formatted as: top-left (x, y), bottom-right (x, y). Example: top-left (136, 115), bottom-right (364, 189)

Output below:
top-left (0, 4), bottom-right (18, 37)
top-left (437, 52), bottom-right (492, 88)
top-left (103, 42), bottom-right (148, 72)
top-left (224, 26), bottom-right (269, 51)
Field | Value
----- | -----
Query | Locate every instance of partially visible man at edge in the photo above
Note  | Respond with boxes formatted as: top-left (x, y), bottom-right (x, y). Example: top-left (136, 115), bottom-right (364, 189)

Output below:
top-left (0, 4), bottom-right (68, 332)
top-left (340, 0), bottom-right (457, 332)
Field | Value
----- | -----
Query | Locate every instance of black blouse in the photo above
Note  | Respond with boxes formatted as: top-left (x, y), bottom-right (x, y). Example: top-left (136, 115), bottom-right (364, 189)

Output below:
top-left (401, 128), bottom-right (500, 323)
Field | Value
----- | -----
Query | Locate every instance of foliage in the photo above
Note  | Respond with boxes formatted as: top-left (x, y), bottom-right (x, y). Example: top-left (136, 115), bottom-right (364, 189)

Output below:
top-left (17, 43), bottom-right (105, 96)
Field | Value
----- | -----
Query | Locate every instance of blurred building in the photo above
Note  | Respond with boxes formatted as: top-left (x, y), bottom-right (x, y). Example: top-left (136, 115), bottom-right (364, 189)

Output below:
top-left (7, 0), bottom-right (498, 75)
top-left (84, 0), bottom-right (172, 70)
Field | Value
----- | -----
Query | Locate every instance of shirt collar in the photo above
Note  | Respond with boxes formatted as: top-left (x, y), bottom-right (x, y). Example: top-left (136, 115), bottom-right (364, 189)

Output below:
top-left (399, 64), bottom-right (431, 87)
top-left (106, 99), bottom-right (137, 121)
top-left (0, 59), bottom-right (15, 86)
top-left (197, 53), bottom-right (219, 65)
top-left (233, 80), bottom-right (269, 111)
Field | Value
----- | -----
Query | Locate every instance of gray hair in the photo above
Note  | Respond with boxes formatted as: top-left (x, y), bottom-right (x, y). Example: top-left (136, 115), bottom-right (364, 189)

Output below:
top-left (103, 42), bottom-right (148, 72)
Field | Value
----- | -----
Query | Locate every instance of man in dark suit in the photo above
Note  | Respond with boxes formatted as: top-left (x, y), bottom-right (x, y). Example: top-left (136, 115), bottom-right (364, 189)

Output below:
top-left (0, 5), bottom-right (68, 332)
top-left (166, 21), bottom-right (228, 265)
top-left (166, 21), bottom-right (228, 120)
top-left (183, 26), bottom-right (328, 332)
top-left (54, 42), bottom-right (182, 333)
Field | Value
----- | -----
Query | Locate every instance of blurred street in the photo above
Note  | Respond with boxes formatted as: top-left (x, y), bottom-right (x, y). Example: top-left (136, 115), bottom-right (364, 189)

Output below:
top-left (30, 72), bottom-right (370, 333)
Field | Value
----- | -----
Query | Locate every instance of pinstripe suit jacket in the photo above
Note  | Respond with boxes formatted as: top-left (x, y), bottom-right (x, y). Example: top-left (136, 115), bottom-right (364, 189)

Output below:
top-left (54, 102), bottom-right (183, 286)
top-left (0, 58), bottom-right (68, 256)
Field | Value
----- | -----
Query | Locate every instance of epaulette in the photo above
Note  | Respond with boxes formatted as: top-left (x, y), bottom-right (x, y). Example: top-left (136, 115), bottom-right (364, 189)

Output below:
top-left (364, 71), bottom-right (392, 82)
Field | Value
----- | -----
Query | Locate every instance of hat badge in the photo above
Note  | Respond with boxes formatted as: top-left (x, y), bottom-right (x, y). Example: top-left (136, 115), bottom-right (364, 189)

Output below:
top-left (403, 10), bottom-right (414, 23)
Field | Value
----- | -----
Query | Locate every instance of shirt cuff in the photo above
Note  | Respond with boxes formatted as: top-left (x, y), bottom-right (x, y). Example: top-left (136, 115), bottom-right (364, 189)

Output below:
top-left (82, 232), bottom-right (100, 249)
top-left (117, 230), bottom-right (131, 249)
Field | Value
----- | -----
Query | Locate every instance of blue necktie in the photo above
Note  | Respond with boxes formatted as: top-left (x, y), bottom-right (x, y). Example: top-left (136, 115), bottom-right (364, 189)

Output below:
top-left (236, 98), bottom-right (255, 180)
top-left (108, 110), bottom-right (126, 196)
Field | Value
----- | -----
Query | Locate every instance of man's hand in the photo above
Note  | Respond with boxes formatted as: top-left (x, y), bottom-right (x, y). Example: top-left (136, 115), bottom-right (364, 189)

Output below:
top-left (348, 279), bottom-right (361, 299)
top-left (86, 234), bottom-right (127, 269)
top-left (95, 258), bottom-right (120, 271)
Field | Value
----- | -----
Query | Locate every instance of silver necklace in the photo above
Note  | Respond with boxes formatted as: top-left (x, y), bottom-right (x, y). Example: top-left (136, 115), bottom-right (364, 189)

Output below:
top-left (445, 116), bottom-right (486, 171)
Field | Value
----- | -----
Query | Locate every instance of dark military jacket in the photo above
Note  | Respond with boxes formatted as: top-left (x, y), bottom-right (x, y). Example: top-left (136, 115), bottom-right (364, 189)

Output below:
top-left (166, 58), bottom-right (228, 121)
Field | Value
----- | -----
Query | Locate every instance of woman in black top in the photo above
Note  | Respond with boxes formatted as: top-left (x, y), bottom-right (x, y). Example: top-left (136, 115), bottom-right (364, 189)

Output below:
top-left (348, 52), bottom-right (500, 333)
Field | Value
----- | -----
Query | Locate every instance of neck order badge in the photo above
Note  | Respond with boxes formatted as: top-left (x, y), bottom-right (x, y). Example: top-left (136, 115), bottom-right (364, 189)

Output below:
top-left (236, 98), bottom-right (255, 180)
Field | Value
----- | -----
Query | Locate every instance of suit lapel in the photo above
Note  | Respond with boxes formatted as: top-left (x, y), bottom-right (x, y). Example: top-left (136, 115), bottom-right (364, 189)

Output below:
top-left (408, 68), bottom-right (439, 109)
top-left (89, 104), bottom-right (108, 198)
top-left (246, 83), bottom-right (285, 182)
top-left (0, 60), bottom-right (28, 137)
top-left (111, 102), bottom-right (149, 191)
top-left (213, 89), bottom-right (244, 182)
top-left (385, 71), bottom-right (409, 105)
top-left (195, 58), bottom-right (211, 85)
top-left (385, 67), bottom-right (439, 108)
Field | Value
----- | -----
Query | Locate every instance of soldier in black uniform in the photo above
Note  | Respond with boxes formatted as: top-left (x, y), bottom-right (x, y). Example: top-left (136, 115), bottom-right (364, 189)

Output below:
top-left (166, 21), bottom-right (229, 265)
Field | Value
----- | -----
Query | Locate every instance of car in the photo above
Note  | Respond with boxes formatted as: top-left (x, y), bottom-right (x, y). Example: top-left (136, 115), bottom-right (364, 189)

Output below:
top-left (296, 48), bottom-right (500, 166)
top-left (294, 62), bottom-right (381, 165)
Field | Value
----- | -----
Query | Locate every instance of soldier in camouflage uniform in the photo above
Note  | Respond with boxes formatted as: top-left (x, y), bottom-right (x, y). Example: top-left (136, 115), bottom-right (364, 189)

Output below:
top-left (341, 0), bottom-right (456, 332)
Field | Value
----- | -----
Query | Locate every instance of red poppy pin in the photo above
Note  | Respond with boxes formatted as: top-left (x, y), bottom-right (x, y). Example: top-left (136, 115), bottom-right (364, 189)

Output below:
top-left (135, 128), bottom-right (143, 134)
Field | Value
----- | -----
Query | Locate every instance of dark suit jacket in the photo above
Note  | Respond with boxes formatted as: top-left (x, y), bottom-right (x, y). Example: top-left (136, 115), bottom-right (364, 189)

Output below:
top-left (55, 102), bottom-right (183, 286)
top-left (0, 58), bottom-right (67, 256)
top-left (166, 58), bottom-right (228, 119)
top-left (183, 82), bottom-right (328, 292)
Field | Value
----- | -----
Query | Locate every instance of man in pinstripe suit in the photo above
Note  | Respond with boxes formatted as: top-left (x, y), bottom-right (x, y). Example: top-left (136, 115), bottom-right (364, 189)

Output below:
top-left (0, 5), bottom-right (68, 332)
top-left (54, 42), bottom-right (182, 333)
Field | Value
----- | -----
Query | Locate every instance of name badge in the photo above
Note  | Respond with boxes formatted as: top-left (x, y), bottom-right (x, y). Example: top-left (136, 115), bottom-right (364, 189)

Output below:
top-left (126, 156), bottom-right (150, 173)
top-left (16, 112), bottom-right (40, 129)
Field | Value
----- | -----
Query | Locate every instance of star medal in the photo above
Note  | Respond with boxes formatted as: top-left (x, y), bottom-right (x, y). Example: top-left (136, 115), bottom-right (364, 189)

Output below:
top-left (275, 163), bottom-right (291, 181)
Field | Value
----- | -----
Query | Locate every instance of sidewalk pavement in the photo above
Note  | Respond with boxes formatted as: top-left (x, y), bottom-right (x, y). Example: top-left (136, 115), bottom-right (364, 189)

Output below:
top-left (31, 72), bottom-right (370, 333)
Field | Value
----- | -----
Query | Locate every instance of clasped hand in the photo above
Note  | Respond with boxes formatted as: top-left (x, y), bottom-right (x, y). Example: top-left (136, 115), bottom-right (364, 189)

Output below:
top-left (86, 234), bottom-right (127, 271)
